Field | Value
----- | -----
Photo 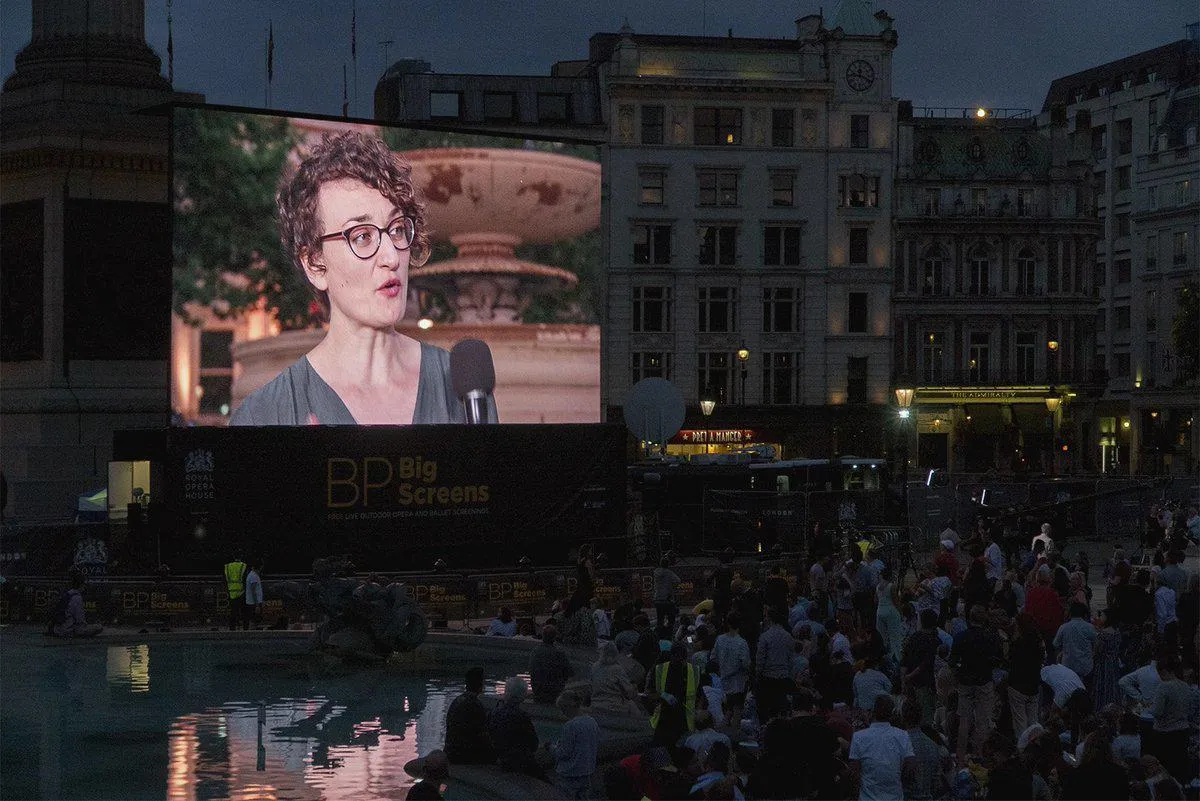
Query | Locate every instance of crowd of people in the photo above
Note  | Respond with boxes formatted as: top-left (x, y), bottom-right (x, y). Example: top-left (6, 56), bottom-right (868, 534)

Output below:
top-left (439, 509), bottom-right (1198, 800)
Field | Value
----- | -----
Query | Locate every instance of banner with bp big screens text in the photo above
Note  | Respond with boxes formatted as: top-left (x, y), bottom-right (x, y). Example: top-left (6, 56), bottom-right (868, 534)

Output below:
top-left (170, 105), bottom-right (602, 426)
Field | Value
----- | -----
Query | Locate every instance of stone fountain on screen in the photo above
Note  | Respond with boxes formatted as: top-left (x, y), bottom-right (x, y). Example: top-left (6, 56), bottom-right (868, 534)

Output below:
top-left (400, 146), bottom-right (601, 423)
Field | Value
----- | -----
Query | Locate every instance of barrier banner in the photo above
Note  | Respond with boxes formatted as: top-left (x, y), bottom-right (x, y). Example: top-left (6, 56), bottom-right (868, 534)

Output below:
top-left (120, 424), bottom-right (626, 573)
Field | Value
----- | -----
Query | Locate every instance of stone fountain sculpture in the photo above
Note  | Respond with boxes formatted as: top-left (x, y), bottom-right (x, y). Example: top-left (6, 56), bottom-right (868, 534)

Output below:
top-left (276, 557), bottom-right (427, 659)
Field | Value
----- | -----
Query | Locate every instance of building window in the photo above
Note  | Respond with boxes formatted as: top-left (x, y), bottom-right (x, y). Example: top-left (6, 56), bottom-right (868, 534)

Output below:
top-left (850, 114), bottom-right (870, 148)
top-left (1096, 310), bottom-right (1106, 332)
top-left (839, 174), bottom-right (880, 207)
top-left (847, 356), bottom-right (869, 403)
top-left (1092, 125), bottom-right (1107, 157)
top-left (763, 352), bottom-right (798, 404)
top-left (848, 227), bottom-right (869, 265)
top-left (632, 286), bottom-right (672, 332)
top-left (1174, 231), bottom-right (1190, 265)
top-left (1017, 188), bottom-right (1034, 216)
top-left (1146, 289), bottom-right (1157, 333)
top-left (1115, 258), bottom-right (1131, 284)
top-left (1115, 213), bottom-right (1131, 238)
top-left (482, 92), bottom-right (516, 121)
top-left (698, 286), bottom-right (737, 332)
top-left (1115, 118), bottom-right (1132, 155)
top-left (763, 225), bottom-right (802, 266)
top-left (968, 332), bottom-right (991, 384)
top-left (925, 189), bottom-right (940, 216)
top-left (639, 169), bottom-right (666, 205)
top-left (641, 105), bottom-right (664, 144)
top-left (1112, 351), bottom-right (1130, 377)
top-left (1015, 249), bottom-right (1037, 295)
top-left (698, 351), bottom-right (733, 404)
top-left (770, 171), bottom-right (795, 206)
top-left (632, 223), bottom-right (672, 265)
top-left (429, 91), bottom-right (461, 119)
top-left (847, 292), bottom-right (868, 333)
top-left (1145, 234), bottom-right (1157, 270)
top-left (698, 170), bottom-right (739, 206)
top-left (694, 107), bottom-right (742, 145)
top-left (922, 249), bottom-right (945, 295)
top-left (1015, 330), bottom-right (1037, 383)
top-left (536, 93), bottom-right (570, 123)
top-left (0, 199), bottom-right (44, 361)
top-left (762, 287), bottom-right (799, 333)
top-left (632, 351), bottom-right (672, 383)
top-left (922, 331), bottom-right (945, 383)
top-left (1148, 185), bottom-right (1159, 210)
top-left (968, 137), bottom-right (984, 161)
top-left (968, 251), bottom-right (990, 295)
top-left (771, 108), bottom-right (795, 147)
top-left (1115, 305), bottom-right (1131, 331)
top-left (1176, 179), bottom-right (1193, 206)
top-left (1116, 165), bottom-right (1131, 191)
top-left (1094, 257), bottom-right (1106, 288)
top-left (698, 225), bottom-right (737, 266)
top-left (971, 188), bottom-right (988, 215)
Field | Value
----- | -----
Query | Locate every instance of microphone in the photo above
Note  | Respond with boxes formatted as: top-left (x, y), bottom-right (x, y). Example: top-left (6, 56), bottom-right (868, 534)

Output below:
top-left (450, 339), bottom-right (496, 425)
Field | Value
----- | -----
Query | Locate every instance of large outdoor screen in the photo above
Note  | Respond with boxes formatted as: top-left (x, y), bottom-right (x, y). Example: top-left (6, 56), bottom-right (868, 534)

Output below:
top-left (170, 105), bottom-right (602, 426)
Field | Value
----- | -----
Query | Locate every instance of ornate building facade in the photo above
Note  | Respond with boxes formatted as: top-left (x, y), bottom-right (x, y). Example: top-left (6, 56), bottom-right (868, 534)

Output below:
top-left (892, 107), bottom-right (1101, 474)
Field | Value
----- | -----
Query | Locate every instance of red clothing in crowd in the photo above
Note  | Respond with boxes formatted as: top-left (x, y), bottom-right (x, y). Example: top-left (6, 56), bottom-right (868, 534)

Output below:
top-left (934, 550), bottom-right (962, 586)
top-left (1025, 584), bottom-right (1064, 636)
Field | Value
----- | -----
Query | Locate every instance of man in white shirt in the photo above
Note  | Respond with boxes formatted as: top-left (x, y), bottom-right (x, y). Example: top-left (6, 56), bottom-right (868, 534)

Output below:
top-left (1040, 663), bottom-right (1084, 711)
top-left (244, 561), bottom-right (263, 628)
top-left (982, 529), bottom-right (1004, 583)
top-left (592, 598), bottom-right (611, 641)
top-left (940, 521), bottom-right (960, 546)
top-left (1153, 575), bottom-right (1177, 635)
top-left (1031, 522), bottom-right (1054, 555)
top-left (848, 695), bottom-right (915, 801)
top-left (1119, 654), bottom-right (1164, 706)
top-left (827, 618), bottom-right (853, 663)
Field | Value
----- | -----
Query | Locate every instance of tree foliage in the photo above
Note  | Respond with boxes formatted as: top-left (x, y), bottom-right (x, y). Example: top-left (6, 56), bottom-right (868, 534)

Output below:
top-left (172, 109), bottom-right (311, 328)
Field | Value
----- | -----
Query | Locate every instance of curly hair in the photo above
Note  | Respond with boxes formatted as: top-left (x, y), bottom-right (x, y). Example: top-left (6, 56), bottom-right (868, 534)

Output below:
top-left (276, 130), bottom-right (430, 319)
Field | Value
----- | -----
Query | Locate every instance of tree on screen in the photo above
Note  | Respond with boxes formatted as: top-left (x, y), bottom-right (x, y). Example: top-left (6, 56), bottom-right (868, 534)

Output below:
top-left (172, 110), bottom-right (312, 328)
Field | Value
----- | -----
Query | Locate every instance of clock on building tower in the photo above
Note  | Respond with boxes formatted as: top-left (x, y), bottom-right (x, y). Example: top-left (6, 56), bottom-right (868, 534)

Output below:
top-left (845, 59), bottom-right (875, 92)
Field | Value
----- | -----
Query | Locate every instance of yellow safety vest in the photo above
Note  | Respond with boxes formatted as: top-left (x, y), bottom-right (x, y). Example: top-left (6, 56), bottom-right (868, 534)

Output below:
top-left (649, 661), bottom-right (697, 732)
top-left (224, 561), bottom-right (247, 599)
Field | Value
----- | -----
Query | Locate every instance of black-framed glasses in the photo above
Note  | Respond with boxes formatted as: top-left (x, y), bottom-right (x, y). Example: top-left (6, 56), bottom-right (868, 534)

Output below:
top-left (319, 216), bottom-right (416, 260)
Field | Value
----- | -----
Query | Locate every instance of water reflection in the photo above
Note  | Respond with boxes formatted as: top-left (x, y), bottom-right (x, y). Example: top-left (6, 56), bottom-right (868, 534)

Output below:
top-left (106, 644), bottom-right (151, 693)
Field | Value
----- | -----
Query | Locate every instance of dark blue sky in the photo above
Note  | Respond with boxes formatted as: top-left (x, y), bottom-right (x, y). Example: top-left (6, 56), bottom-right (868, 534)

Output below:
top-left (1, 1), bottom-right (1194, 118)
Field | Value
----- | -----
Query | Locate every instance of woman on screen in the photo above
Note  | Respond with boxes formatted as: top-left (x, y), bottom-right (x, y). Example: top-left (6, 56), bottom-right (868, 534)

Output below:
top-left (231, 131), bottom-right (496, 425)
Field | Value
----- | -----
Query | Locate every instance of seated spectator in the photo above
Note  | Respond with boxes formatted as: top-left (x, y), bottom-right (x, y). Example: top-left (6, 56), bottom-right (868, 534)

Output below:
top-left (1061, 731), bottom-right (1130, 800)
top-left (615, 746), bottom-right (683, 801)
top-left (853, 655), bottom-right (893, 711)
top-left (981, 732), bottom-right (1035, 801)
top-left (592, 597), bottom-right (612, 641)
top-left (683, 709), bottom-right (730, 762)
top-left (561, 602), bottom-right (598, 647)
top-left (486, 607), bottom-right (516, 637)
top-left (688, 741), bottom-right (741, 800)
top-left (629, 614), bottom-right (659, 675)
top-left (1111, 711), bottom-right (1142, 765)
top-left (617, 640), bottom-right (647, 693)
top-left (589, 641), bottom-right (641, 717)
top-left (49, 571), bottom-right (103, 638)
top-left (444, 667), bottom-right (495, 765)
top-left (529, 625), bottom-right (574, 703)
top-left (487, 676), bottom-right (543, 778)
top-left (405, 749), bottom-right (450, 801)
top-left (551, 690), bottom-right (599, 800)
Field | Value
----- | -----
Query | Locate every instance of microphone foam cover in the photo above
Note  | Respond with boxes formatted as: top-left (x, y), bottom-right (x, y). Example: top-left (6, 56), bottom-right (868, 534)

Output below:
top-left (450, 339), bottom-right (496, 397)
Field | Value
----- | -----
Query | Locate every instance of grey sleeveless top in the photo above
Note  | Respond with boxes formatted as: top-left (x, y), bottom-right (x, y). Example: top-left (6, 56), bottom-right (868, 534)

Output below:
top-left (229, 341), bottom-right (498, 425)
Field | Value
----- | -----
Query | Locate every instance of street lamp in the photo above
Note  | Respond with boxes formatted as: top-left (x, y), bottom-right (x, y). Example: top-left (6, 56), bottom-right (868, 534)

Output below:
top-left (736, 342), bottom-right (750, 406)
top-left (700, 386), bottom-right (717, 417)
top-left (894, 387), bottom-right (914, 526)
top-left (1045, 393), bottom-right (1062, 474)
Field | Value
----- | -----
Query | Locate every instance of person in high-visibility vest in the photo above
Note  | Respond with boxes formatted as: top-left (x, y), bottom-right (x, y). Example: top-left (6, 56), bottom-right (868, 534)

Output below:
top-left (648, 642), bottom-right (697, 746)
top-left (224, 553), bottom-right (248, 631)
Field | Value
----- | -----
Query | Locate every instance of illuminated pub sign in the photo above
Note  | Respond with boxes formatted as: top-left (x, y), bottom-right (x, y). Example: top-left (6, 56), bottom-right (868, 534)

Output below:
top-left (669, 429), bottom-right (756, 445)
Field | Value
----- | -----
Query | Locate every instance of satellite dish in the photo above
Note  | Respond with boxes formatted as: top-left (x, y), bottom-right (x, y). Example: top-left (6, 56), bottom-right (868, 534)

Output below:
top-left (624, 378), bottom-right (686, 447)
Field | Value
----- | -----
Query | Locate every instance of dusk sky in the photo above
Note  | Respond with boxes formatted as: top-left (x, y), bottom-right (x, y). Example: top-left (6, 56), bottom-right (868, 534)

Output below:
top-left (1, 1), bottom-right (1195, 119)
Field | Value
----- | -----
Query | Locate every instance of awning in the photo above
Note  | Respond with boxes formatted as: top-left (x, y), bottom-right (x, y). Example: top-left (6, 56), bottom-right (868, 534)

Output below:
top-left (963, 404), bottom-right (1005, 435)
top-left (1010, 403), bottom-right (1052, 434)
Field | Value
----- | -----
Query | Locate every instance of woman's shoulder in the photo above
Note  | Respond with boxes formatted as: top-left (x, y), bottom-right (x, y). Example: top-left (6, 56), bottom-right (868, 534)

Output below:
top-left (230, 358), bottom-right (313, 426)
